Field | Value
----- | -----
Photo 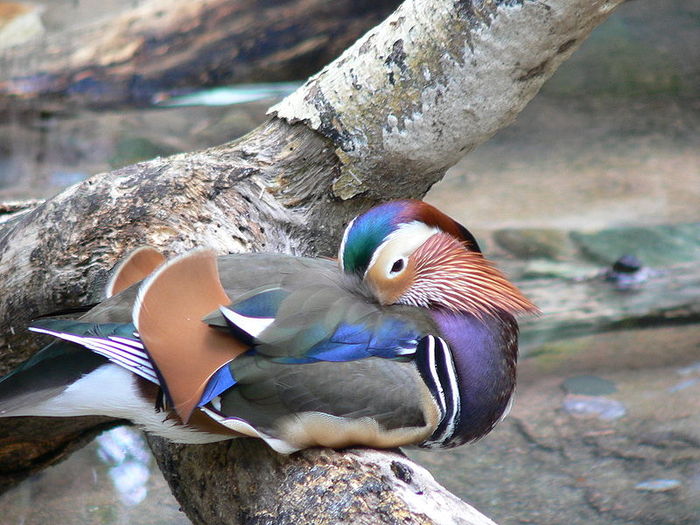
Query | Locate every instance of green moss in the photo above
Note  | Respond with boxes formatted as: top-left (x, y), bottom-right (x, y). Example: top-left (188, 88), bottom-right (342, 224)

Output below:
top-left (570, 223), bottom-right (700, 266)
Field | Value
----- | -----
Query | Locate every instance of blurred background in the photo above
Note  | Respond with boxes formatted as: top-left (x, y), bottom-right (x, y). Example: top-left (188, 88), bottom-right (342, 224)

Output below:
top-left (0, 1), bottom-right (698, 524)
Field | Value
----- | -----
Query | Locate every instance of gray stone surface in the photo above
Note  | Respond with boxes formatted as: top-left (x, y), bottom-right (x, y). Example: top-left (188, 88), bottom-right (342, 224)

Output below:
top-left (571, 224), bottom-right (700, 267)
top-left (493, 229), bottom-right (574, 260)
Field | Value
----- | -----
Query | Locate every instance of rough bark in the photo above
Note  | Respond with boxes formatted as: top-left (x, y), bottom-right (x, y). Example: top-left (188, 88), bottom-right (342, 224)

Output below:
top-left (0, 0), bottom-right (400, 117)
top-left (0, 0), bottom-right (625, 522)
top-left (150, 439), bottom-right (497, 525)
top-left (269, 0), bottom-right (620, 200)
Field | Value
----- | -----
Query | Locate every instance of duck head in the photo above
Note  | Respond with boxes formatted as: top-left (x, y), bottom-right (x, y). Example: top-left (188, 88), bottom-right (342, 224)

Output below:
top-left (339, 200), bottom-right (537, 318)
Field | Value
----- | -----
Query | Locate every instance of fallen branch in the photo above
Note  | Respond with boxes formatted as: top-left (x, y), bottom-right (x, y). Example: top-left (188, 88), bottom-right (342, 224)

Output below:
top-left (0, 0), bottom-right (624, 522)
top-left (0, 0), bottom-right (400, 116)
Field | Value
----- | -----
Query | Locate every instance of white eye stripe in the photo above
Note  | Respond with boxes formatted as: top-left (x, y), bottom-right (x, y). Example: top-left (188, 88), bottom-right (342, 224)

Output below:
top-left (364, 221), bottom-right (441, 279)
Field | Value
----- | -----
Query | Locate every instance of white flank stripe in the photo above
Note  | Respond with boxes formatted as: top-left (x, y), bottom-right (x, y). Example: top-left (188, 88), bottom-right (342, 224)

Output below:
top-left (200, 407), bottom-right (300, 454)
top-left (429, 337), bottom-right (460, 445)
top-left (421, 335), bottom-right (461, 448)
top-left (28, 327), bottom-right (159, 384)
top-left (425, 336), bottom-right (446, 414)
top-left (219, 306), bottom-right (274, 338)
top-left (108, 336), bottom-right (145, 349)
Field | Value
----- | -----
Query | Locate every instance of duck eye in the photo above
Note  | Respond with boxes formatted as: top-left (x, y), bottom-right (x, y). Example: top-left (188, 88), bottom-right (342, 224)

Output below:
top-left (390, 258), bottom-right (405, 274)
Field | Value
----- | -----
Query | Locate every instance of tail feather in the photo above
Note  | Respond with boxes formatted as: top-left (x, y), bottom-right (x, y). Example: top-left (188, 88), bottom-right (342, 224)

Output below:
top-left (27, 320), bottom-right (159, 384)
top-left (0, 341), bottom-right (107, 417)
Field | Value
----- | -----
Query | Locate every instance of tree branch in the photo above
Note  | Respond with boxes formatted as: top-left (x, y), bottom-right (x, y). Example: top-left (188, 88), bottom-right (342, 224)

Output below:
top-left (0, 0), bottom-right (401, 116)
top-left (270, 0), bottom-right (620, 200)
top-left (0, 0), bottom-right (625, 522)
top-left (150, 439), bottom-right (497, 525)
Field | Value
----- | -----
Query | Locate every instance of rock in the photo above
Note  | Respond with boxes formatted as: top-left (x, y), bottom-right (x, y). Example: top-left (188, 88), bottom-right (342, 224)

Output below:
top-left (493, 228), bottom-right (573, 260)
top-left (571, 223), bottom-right (700, 266)
top-left (603, 254), bottom-right (655, 289)
top-left (562, 394), bottom-right (627, 421)
top-left (521, 259), bottom-right (598, 280)
top-left (562, 375), bottom-right (618, 396)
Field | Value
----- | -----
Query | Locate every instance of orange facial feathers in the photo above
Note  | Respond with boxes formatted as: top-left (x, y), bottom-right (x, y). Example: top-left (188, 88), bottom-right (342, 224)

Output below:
top-left (407, 233), bottom-right (539, 318)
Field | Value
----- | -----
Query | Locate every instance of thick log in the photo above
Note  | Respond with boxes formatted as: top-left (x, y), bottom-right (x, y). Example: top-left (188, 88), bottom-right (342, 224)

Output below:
top-left (150, 439), bottom-right (497, 525)
top-left (0, 0), bottom-right (401, 116)
top-left (0, 0), bottom-right (625, 522)
top-left (0, 199), bottom-right (43, 226)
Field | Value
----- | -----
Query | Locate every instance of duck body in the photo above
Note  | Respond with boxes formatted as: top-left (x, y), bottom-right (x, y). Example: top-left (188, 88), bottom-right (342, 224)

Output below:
top-left (0, 201), bottom-right (536, 453)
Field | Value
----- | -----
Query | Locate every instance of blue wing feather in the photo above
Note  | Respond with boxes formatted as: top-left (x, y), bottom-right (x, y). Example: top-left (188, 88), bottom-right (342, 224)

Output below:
top-left (272, 318), bottom-right (419, 364)
top-left (223, 284), bottom-right (421, 365)
top-left (232, 288), bottom-right (287, 318)
top-left (198, 363), bottom-right (238, 407)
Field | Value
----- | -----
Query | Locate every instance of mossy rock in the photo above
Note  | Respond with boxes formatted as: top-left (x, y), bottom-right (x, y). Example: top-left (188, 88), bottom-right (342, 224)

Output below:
top-left (493, 228), bottom-right (573, 260)
top-left (570, 223), bottom-right (700, 266)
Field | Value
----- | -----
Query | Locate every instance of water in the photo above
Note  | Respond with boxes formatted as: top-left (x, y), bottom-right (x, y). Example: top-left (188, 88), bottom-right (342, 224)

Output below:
top-left (0, 427), bottom-right (189, 525)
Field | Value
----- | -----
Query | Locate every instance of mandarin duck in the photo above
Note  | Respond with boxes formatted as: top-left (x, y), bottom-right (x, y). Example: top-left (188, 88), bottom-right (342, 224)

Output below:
top-left (0, 200), bottom-right (537, 453)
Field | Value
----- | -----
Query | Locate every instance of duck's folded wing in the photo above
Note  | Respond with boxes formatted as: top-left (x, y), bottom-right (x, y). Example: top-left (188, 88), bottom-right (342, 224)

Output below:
top-left (210, 275), bottom-right (422, 363)
top-left (28, 320), bottom-right (158, 384)
top-left (203, 356), bottom-right (440, 453)
top-left (133, 250), bottom-right (249, 423)
top-left (196, 307), bottom-right (422, 407)
top-left (196, 269), bottom-right (427, 411)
